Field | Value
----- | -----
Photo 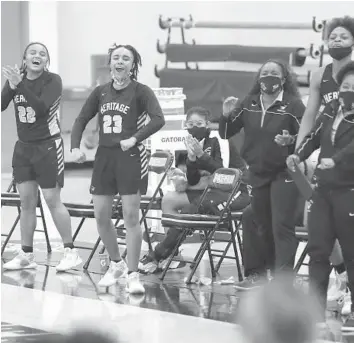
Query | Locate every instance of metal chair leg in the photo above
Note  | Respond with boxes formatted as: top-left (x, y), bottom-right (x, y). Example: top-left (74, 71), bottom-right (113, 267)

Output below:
top-left (83, 237), bottom-right (101, 270)
top-left (1, 215), bottom-right (20, 256)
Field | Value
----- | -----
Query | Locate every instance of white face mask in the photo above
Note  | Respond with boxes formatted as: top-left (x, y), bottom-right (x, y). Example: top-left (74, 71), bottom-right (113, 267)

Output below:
top-left (111, 71), bottom-right (129, 86)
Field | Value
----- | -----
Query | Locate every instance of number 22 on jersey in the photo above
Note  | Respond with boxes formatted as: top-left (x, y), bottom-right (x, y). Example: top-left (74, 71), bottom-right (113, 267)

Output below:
top-left (18, 106), bottom-right (36, 123)
top-left (103, 114), bottom-right (122, 134)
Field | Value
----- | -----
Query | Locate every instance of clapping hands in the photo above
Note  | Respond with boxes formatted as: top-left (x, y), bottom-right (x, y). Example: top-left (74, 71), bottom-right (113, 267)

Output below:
top-left (2, 64), bottom-right (23, 89)
top-left (184, 134), bottom-right (204, 161)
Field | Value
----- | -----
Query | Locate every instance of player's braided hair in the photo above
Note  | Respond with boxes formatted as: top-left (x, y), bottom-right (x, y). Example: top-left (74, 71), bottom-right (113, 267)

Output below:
top-left (21, 42), bottom-right (50, 73)
top-left (108, 44), bottom-right (142, 80)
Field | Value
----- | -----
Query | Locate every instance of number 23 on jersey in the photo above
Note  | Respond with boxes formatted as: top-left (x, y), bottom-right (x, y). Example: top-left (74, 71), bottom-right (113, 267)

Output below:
top-left (18, 106), bottom-right (36, 123)
top-left (103, 114), bottom-right (122, 134)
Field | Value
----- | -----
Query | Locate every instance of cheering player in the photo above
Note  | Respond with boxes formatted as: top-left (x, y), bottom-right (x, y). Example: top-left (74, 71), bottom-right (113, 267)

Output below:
top-left (288, 61), bottom-right (354, 332)
top-left (297, 16), bottom-right (354, 145)
top-left (296, 16), bottom-right (354, 311)
top-left (71, 44), bottom-right (165, 294)
top-left (1, 42), bottom-right (82, 272)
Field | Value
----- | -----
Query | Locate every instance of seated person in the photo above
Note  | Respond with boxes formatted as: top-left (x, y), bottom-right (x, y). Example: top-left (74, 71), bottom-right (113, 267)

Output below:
top-left (139, 106), bottom-right (250, 274)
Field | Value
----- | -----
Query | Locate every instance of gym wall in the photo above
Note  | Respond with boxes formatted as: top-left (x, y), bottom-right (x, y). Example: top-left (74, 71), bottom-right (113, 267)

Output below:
top-left (55, 1), bottom-right (353, 88)
top-left (1, 1), bottom-right (354, 174)
top-left (1, 1), bottom-right (29, 173)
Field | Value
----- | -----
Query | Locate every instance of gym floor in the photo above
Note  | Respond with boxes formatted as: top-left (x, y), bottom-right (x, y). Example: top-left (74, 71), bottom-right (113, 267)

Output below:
top-left (1, 167), bottom-right (352, 343)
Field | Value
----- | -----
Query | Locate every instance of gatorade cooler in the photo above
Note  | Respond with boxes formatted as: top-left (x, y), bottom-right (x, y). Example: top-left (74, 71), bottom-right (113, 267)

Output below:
top-left (148, 88), bottom-right (187, 194)
top-left (146, 88), bottom-right (187, 235)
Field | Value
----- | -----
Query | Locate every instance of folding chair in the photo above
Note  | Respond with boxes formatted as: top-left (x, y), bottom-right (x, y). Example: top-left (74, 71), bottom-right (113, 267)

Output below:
top-left (160, 168), bottom-right (244, 284)
top-left (1, 180), bottom-right (51, 255)
top-left (66, 150), bottom-right (174, 270)
top-left (64, 199), bottom-right (122, 269)
top-left (213, 210), bottom-right (244, 273)
top-left (294, 226), bottom-right (309, 274)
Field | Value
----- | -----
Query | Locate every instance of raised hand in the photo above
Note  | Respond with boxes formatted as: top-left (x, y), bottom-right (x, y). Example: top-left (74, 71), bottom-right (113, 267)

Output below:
top-left (184, 136), bottom-right (196, 161)
top-left (222, 96), bottom-right (239, 117)
top-left (2, 65), bottom-right (23, 88)
top-left (189, 136), bottom-right (204, 158)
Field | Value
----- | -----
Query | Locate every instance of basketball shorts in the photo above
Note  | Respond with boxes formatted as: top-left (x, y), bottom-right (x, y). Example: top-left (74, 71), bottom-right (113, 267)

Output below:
top-left (12, 138), bottom-right (65, 189)
top-left (90, 145), bottom-right (148, 196)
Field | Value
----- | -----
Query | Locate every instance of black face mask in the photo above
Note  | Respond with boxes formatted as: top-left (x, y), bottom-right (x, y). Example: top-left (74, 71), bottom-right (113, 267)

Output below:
top-left (187, 126), bottom-right (209, 141)
top-left (339, 91), bottom-right (354, 112)
top-left (328, 47), bottom-right (352, 61)
top-left (259, 76), bottom-right (283, 94)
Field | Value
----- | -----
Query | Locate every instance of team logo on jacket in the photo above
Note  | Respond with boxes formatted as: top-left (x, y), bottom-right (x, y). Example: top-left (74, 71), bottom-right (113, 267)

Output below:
top-left (278, 105), bottom-right (287, 112)
top-left (204, 147), bottom-right (211, 155)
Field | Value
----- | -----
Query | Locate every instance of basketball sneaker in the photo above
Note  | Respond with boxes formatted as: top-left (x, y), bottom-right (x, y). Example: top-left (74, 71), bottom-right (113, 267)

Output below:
top-left (327, 272), bottom-right (347, 311)
top-left (159, 253), bottom-right (186, 270)
top-left (3, 250), bottom-right (37, 270)
top-left (342, 312), bottom-right (354, 333)
top-left (138, 253), bottom-right (159, 274)
top-left (126, 272), bottom-right (145, 294)
top-left (340, 291), bottom-right (352, 316)
top-left (98, 260), bottom-right (128, 287)
top-left (234, 273), bottom-right (267, 291)
top-left (56, 248), bottom-right (82, 272)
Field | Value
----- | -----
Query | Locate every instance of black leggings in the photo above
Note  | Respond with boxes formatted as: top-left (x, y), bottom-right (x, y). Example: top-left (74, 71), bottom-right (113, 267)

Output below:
top-left (251, 176), bottom-right (300, 273)
top-left (308, 186), bottom-right (354, 317)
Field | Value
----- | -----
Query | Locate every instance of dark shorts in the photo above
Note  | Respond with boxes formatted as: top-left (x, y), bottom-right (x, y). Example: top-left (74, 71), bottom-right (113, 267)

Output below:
top-left (90, 145), bottom-right (148, 196)
top-left (12, 138), bottom-right (64, 189)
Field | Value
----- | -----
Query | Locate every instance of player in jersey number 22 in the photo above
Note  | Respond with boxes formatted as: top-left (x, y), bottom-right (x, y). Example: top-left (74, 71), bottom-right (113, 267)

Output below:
top-left (1, 42), bottom-right (82, 272)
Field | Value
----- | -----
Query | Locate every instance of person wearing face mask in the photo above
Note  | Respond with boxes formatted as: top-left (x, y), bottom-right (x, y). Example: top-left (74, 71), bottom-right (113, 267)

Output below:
top-left (219, 59), bottom-right (305, 280)
top-left (1, 42), bottom-right (82, 273)
top-left (139, 106), bottom-right (251, 274)
top-left (297, 16), bottom-right (354, 146)
top-left (71, 44), bottom-right (165, 294)
top-left (295, 15), bottom-right (354, 316)
top-left (287, 62), bottom-right (354, 332)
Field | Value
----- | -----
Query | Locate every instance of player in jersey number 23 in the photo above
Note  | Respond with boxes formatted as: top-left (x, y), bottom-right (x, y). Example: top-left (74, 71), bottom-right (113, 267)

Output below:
top-left (71, 44), bottom-right (165, 294)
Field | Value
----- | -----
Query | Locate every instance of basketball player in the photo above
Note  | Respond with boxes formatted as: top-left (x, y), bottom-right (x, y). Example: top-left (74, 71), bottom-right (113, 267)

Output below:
top-left (297, 16), bottom-right (354, 144)
top-left (296, 16), bottom-right (354, 309)
top-left (71, 44), bottom-right (165, 294)
top-left (1, 42), bottom-right (82, 272)
top-left (288, 61), bottom-right (354, 331)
